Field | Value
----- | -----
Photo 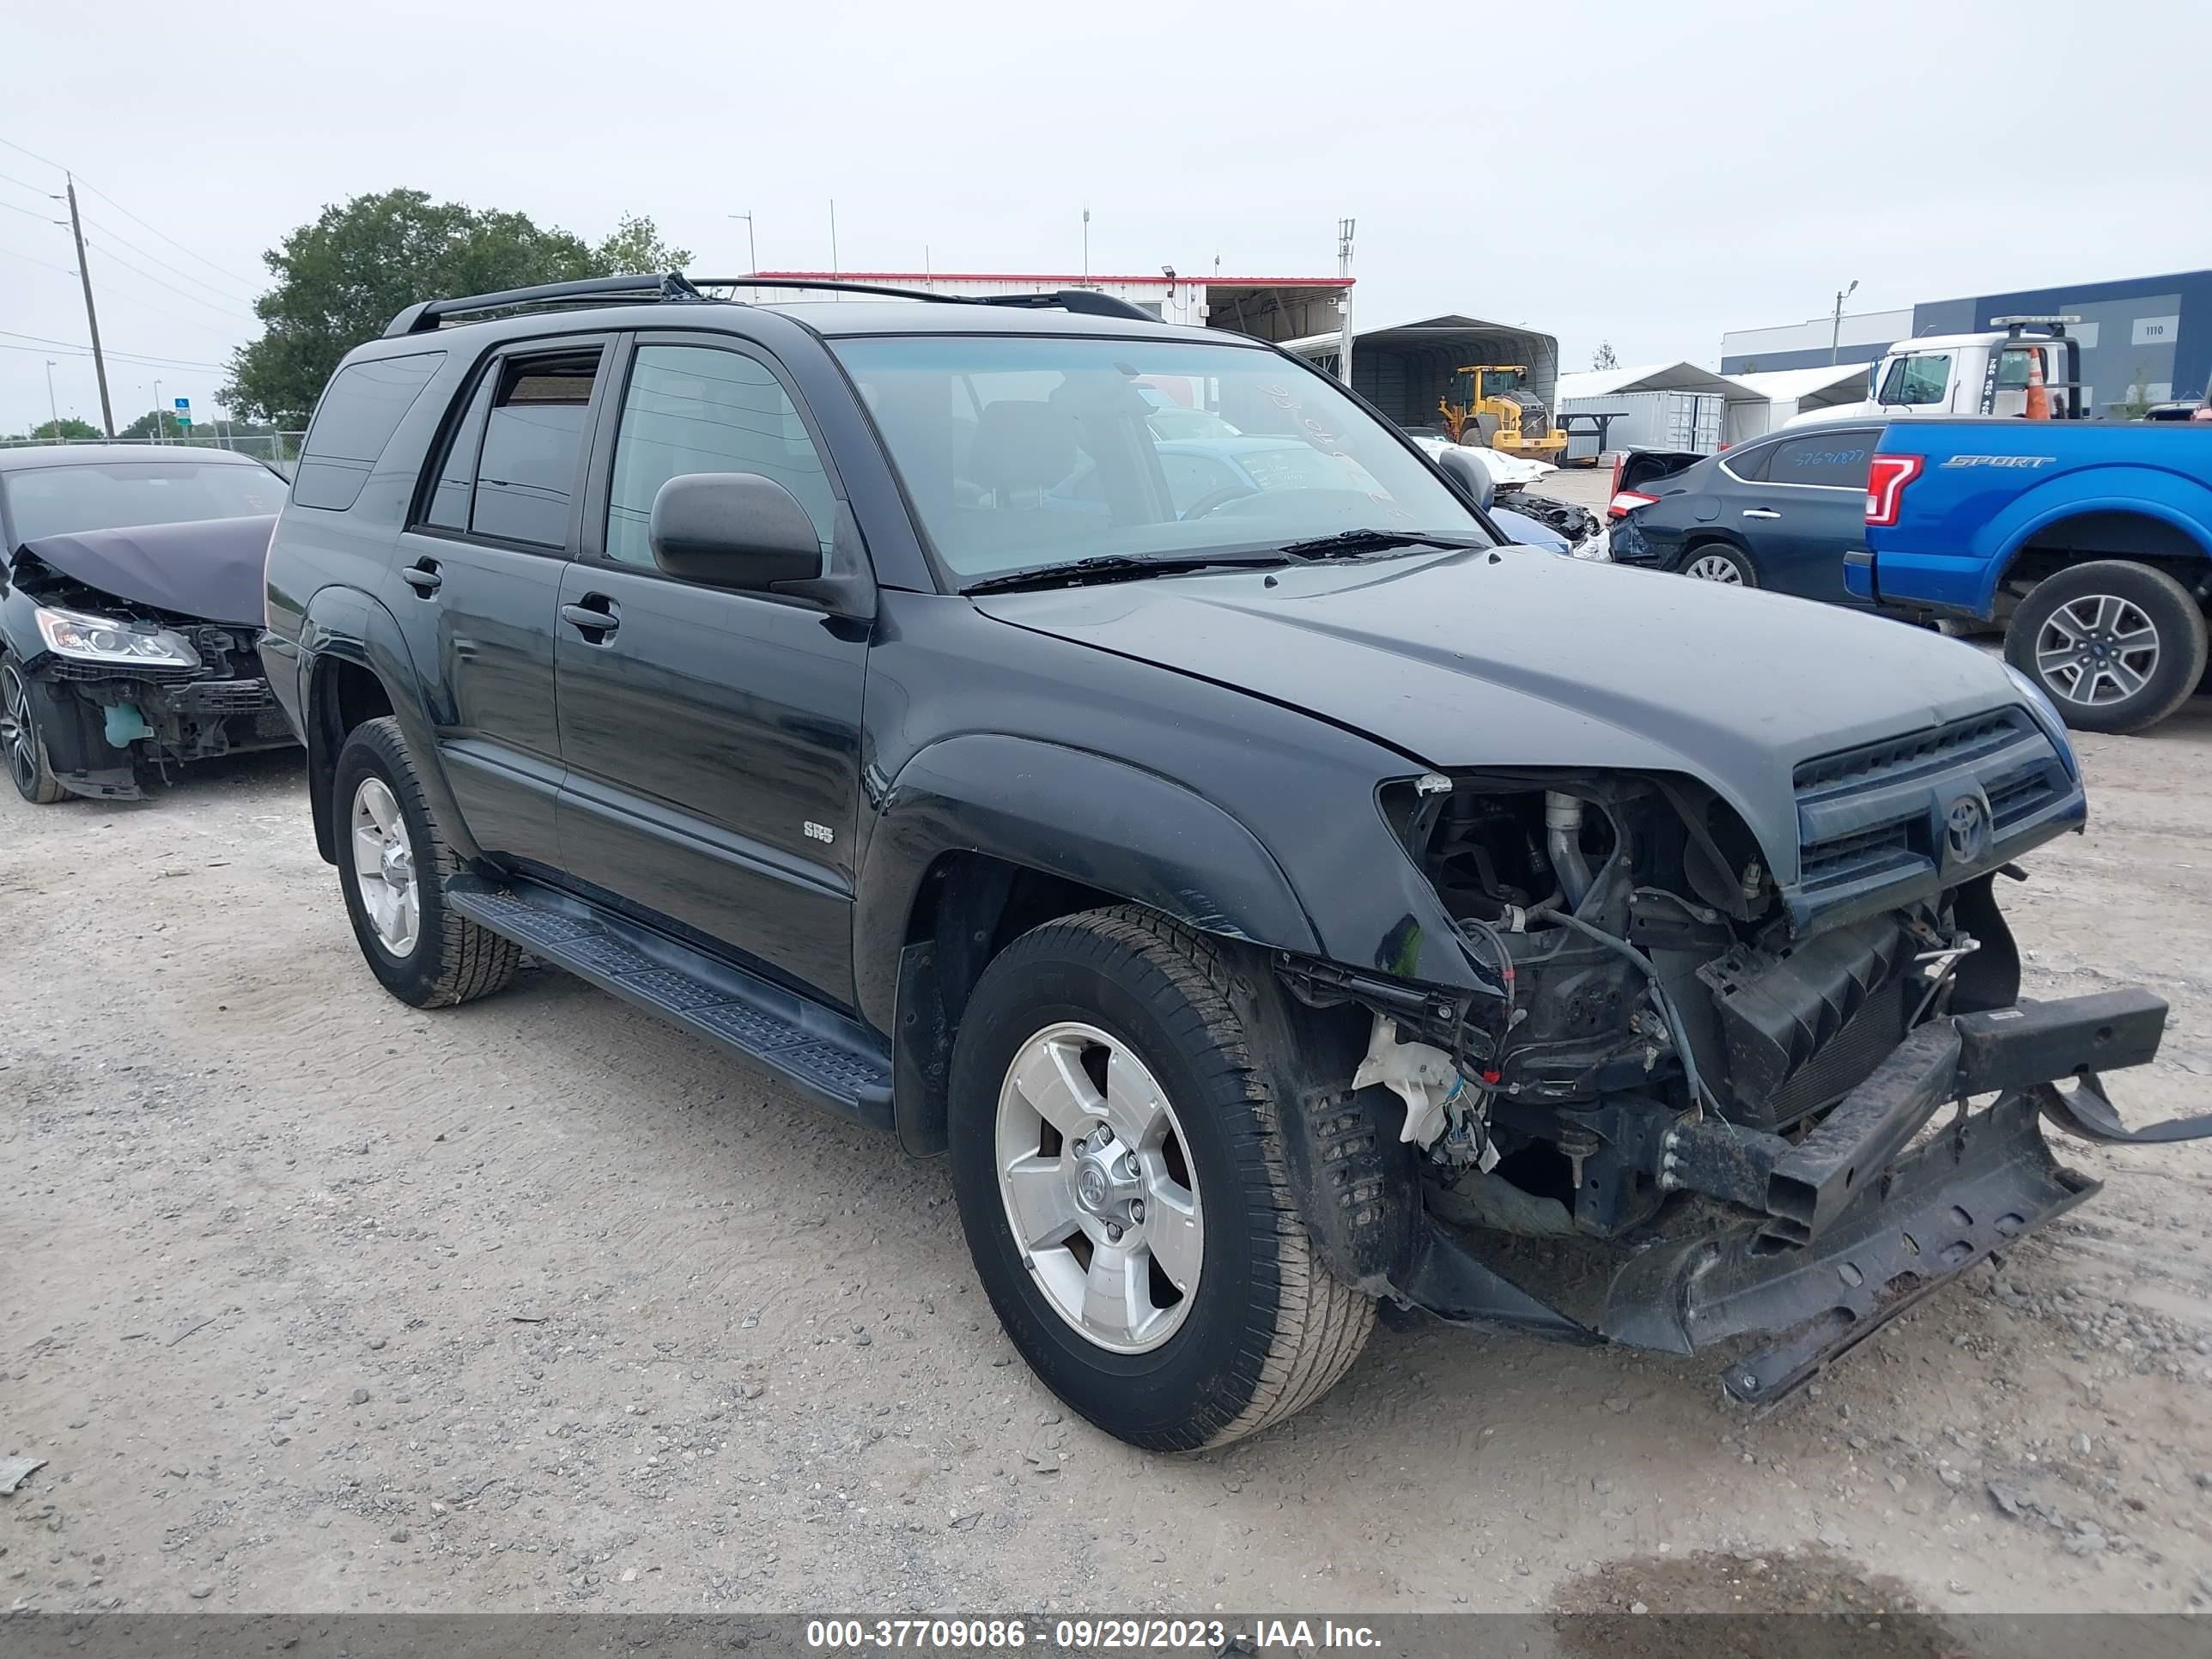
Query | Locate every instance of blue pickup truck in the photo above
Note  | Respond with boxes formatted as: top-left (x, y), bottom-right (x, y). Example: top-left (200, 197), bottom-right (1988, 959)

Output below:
top-left (1850, 418), bottom-right (2212, 733)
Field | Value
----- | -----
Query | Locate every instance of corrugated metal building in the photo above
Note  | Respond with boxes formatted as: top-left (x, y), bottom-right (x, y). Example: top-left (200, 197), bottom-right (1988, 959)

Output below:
top-left (1279, 315), bottom-right (1561, 434)
top-left (1553, 362), bottom-right (1756, 457)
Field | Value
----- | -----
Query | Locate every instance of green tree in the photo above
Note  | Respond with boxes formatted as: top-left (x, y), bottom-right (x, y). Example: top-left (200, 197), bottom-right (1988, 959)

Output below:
top-left (1590, 340), bottom-right (1620, 372)
top-left (16, 417), bottom-right (102, 441)
top-left (220, 190), bottom-right (690, 426)
top-left (120, 409), bottom-right (174, 440)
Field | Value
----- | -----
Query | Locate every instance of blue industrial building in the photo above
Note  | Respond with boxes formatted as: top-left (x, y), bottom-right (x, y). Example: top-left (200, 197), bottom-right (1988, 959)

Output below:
top-left (1721, 269), bottom-right (2211, 416)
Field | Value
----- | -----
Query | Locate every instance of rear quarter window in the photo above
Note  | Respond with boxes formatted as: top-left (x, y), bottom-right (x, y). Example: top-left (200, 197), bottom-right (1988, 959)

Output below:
top-left (1765, 432), bottom-right (1876, 489)
top-left (292, 351), bottom-right (446, 512)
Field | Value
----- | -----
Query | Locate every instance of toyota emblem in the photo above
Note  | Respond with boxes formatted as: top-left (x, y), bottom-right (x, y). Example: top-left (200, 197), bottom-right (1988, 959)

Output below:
top-left (1945, 795), bottom-right (1990, 865)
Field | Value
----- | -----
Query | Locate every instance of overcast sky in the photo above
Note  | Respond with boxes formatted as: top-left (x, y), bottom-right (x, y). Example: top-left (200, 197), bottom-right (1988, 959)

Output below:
top-left (5, 0), bottom-right (2209, 431)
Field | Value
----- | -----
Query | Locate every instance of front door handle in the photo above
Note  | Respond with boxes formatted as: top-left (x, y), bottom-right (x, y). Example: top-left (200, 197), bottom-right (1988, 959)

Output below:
top-left (401, 560), bottom-right (443, 594)
top-left (561, 597), bottom-right (619, 641)
top-left (1741, 508), bottom-right (1783, 520)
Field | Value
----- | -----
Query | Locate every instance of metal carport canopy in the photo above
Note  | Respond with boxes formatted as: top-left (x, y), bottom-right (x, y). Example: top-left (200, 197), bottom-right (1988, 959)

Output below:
top-left (1280, 314), bottom-right (1561, 430)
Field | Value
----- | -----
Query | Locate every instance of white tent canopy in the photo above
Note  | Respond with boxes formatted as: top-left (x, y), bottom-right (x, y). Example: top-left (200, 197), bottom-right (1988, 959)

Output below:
top-left (1555, 362), bottom-right (1753, 402)
top-left (1724, 364), bottom-right (1873, 441)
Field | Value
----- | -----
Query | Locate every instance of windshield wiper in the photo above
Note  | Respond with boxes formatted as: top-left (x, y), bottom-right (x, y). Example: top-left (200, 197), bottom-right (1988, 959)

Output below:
top-left (1275, 528), bottom-right (1487, 559)
top-left (961, 551), bottom-right (1291, 595)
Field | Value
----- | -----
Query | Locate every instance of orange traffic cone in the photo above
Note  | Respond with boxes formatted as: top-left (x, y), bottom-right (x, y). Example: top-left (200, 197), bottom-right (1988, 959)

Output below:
top-left (2024, 350), bottom-right (2051, 421)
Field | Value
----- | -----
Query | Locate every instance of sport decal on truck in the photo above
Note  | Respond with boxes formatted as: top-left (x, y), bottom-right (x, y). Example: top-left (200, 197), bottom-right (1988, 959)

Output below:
top-left (1940, 454), bottom-right (2056, 469)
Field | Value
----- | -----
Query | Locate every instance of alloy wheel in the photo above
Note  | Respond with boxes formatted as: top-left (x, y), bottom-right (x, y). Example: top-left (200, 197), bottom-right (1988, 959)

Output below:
top-left (2033, 593), bottom-right (2160, 708)
top-left (994, 1021), bottom-right (1204, 1353)
top-left (1685, 552), bottom-right (1746, 584)
top-left (349, 775), bottom-right (421, 956)
top-left (2, 664), bottom-right (39, 796)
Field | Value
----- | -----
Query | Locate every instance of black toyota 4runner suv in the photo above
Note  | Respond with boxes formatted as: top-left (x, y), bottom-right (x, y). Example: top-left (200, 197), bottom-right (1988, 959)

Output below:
top-left (263, 273), bottom-right (2199, 1452)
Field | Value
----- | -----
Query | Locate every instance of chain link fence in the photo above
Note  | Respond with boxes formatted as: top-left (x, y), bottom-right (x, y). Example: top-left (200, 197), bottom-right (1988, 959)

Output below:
top-left (0, 431), bottom-right (307, 474)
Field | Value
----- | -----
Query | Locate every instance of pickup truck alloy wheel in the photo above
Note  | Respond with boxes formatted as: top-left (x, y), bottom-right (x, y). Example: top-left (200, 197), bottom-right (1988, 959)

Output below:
top-left (2032, 594), bottom-right (2160, 709)
top-left (332, 717), bottom-right (520, 1007)
top-left (2, 659), bottom-right (65, 804)
top-left (994, 1020), bottom-right (1204, 1354)
top-left (2004, 560), bottom-right (2209, 735)
top-left (949, 907), bottom-right (1374, 1451)
top-left (349, 776), bottom-right (420, 957)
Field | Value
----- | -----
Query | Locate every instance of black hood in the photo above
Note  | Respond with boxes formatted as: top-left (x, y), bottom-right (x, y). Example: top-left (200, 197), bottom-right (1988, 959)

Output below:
top-left (13, 514), bottom-right (275, 629)
top-left (974, 548), bottom-right (2041, 884)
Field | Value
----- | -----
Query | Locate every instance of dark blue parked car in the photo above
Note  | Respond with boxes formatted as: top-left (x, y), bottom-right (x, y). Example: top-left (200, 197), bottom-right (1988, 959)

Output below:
top-left (1607, 422), bottom-right (1886, 602)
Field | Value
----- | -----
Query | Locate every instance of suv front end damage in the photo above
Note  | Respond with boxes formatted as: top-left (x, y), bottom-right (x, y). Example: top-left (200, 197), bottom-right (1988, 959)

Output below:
top-left (1275, 712), bottom-right (2208, 1403)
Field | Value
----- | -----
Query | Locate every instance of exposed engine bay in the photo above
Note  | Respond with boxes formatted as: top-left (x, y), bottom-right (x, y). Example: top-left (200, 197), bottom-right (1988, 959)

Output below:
top-left (1277, 756), bottom-right (2208, 1402)
top-left (3, 517), bottom-right (294, 802)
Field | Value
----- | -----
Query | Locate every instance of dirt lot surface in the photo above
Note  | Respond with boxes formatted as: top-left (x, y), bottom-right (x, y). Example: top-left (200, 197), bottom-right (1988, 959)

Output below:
top-left (4, 628), bottom-right (2211, 1619)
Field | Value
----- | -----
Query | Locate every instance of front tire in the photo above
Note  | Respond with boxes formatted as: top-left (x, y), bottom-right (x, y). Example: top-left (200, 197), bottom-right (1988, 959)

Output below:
top-left (2005, 561), bottom-right (2209, 734)
top-left (2, 656), bottom-right (65, 805)
top-left (947, 907), bottom-right (1373, 1451)
top-left (332, 716), bottom-right (520, 1007)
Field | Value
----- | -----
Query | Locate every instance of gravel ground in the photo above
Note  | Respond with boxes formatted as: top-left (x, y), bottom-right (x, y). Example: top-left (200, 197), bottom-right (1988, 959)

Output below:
top-left (3, 627), bottom-right (2210, 1618)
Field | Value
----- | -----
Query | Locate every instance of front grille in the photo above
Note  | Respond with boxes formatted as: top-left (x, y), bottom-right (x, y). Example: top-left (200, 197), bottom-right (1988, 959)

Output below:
top-left (1799, 819), bottom-right (1920, 892)
top-left (177, 678), bottom-right (276, 714)
top-left (1793, 707), bottom-right (2034, 795)
top-left (1790, 706), bottom-right (2076, 909)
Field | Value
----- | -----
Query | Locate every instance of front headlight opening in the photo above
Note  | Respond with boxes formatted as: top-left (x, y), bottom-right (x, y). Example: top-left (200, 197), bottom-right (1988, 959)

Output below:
top-left (33, 605), bottom-right (201, 669)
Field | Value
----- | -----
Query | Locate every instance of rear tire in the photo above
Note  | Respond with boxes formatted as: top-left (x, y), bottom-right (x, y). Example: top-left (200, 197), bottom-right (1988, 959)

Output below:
top-left (2004, 561), bottom-right (2209, 735)
top-left (1680, 541), bottom-right (1758, 586)
top-left (333, 716), bottom-right (520, 1007)
top-left (2, 656), bottom-right (66, 805)
top-left (947, 907), bottom-right (1374, 1451)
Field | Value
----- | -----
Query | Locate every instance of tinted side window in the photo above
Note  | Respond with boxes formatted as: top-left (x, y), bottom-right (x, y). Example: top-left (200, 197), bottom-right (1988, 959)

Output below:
top-left (605, 344), bottom-right (834, 569)
top-left (292, 351), bottom-right (445, 512)
top-left (422, 371), bottom-right (495, 530)
top-left (1724, 445), bottom-right (1773, 483)
top-left (471, 350), bottom-right (601, 548)
top-left (1765, 432), bottom-right (1875, 489)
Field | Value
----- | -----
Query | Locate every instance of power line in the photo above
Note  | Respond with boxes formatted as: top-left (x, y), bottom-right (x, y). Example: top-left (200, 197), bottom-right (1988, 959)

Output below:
top-left (0, 240), bottom-right (79, 278)
top-left (73, 174), bottom-right (260, 288)
top-left (82, 234), bottom-right (258, 320)
top-left (0, 329), bottom-right (228, 370)
top-left (80, 214), bottom-right (261, 307)
top-left (0, 167), bottom-right (52, 198)
top-left (0, 196), bottom-right (56, 222)
top-left (0, 135), bottom-right (67, 173)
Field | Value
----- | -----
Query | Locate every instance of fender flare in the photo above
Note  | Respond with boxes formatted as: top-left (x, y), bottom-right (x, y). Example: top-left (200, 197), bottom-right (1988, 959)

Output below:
top-left (1979, 468), bottom-right (2212, 612)
top-left (297, 585), bottom-right (471, 864)
top-left (854, 732), bottom-right (1321, 1034)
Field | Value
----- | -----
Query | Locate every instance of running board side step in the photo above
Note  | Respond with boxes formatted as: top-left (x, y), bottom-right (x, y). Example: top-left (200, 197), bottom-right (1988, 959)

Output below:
top-left (445, 872), bottom-right (893, 1131)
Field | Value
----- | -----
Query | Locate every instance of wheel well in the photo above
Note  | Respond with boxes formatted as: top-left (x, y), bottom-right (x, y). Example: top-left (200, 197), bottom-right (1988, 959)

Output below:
top-left (306, 658), bottom-right (395, 863)
top-left (890, 851), bottom-right (1123, 1155)
top-left (1999, 513), bottom-right (2212, 616)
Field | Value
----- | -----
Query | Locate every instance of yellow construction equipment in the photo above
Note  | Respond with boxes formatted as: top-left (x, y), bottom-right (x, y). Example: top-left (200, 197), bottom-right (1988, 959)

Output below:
top-left (1438, 364), bottom-right (1568, 461)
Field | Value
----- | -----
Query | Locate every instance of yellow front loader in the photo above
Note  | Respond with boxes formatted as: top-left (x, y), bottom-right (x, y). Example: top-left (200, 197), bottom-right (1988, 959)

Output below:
top-left (1438, 364), bottom-right (1568, 461)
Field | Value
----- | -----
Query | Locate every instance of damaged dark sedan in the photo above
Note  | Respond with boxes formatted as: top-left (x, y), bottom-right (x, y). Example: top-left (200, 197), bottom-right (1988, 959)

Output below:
top-left (1, 445), bottom-right (294, 803)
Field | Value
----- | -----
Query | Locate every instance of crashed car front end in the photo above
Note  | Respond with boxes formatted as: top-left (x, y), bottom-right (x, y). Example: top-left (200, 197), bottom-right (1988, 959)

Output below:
top-left (1278, 691), bottom-right (2206, 1401)
top-left (3, 516), bottom-right (291, 801)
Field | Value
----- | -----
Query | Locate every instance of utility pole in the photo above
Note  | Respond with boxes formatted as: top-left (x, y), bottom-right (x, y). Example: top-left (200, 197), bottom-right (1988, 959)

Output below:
top-left (828, 199), bottom-right (838, 276)
top-left (728, 211), bottom-right (757, 276)
top-left (64, 175), bottom-right (117, 438)
top-left (1082, 207), bottom-right (1091, 281)
top-left (1336, 217), bottom-right (1357, 389)
top-left (43, 360), bottom-right (60, 439)
top-left (155, 380), bottom-right (166, 441)
top-left (1830, 277), bottom-right (1859, 367)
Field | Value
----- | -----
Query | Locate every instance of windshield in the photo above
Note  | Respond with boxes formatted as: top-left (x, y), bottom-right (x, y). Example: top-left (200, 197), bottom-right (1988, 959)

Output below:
top-left (3, 462), bottom-right (286, 545)
top-left (831, 334), bottom-right (1490, 583)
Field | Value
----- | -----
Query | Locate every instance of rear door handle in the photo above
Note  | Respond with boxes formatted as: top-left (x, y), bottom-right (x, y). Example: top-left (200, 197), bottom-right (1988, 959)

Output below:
top-left (1741, 508), bottom-right (1782, 520)
top-left (401, 560), bottom-right (443, 594)
top-left (561, 597), bottom-right (619, 641)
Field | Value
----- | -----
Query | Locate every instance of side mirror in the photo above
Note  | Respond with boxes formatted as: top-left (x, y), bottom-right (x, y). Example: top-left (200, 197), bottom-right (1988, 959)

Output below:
top-left (1434, 446), bottom-right (1497, 514)
top-left (649, 472), bottom-right (823, 591)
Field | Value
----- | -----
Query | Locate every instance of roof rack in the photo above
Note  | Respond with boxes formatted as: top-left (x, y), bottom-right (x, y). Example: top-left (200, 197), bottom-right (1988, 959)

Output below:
top-left (382, 272), bottom-right (1160, 337)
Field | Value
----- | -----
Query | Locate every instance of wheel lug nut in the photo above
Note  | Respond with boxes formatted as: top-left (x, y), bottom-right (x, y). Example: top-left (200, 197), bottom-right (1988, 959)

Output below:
top-left (1104, 1222), bottom-right (1124, 1243)
top-left (1130, 1200), bottom-right (1146, 1224)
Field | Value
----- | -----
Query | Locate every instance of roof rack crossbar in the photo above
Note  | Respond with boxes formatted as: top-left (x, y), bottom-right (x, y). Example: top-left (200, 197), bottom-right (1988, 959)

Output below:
top-left (384, 272), bottom-right (708, 337)
top-left (969, 289), bottom-right (1160, 323)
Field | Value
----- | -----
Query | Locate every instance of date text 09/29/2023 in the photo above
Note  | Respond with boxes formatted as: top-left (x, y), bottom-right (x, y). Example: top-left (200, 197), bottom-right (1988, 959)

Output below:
top-left (803, 1617), bottom-right (1384, 1650)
